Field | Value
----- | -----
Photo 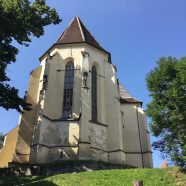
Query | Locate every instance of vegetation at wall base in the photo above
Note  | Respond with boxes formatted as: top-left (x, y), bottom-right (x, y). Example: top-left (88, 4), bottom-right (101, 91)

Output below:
top-left (0, 167), bottom-right (185, 186)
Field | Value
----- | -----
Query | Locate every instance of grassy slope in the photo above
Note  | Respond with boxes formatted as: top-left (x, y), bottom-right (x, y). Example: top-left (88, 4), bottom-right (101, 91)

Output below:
top-left (0, 168), bottom-right (185, 186)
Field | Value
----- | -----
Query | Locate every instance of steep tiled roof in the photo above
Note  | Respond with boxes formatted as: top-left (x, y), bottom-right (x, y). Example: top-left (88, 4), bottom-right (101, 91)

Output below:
top-left (56, 16), bottom-right (108, 53)
top-left (119, 84), bottom-right (142, 105)
top-left (39, 16), bottom-right (110, 61)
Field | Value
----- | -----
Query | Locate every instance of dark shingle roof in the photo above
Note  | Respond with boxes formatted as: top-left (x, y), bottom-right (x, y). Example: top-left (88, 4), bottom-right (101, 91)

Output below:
top-left (39, 16), bottom-right (111, 62)
top-left (119, 84), bottom-right (142, 105)
top-left (56, 16), bottom-right (108, 53)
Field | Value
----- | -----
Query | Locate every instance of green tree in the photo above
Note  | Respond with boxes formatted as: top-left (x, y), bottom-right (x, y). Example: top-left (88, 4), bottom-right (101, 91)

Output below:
top-left (0, 0), bottom-right (61, 113)
top-left (146, 57), bottom-right (186, 168)
top-left (0, 132), bottom-right (4, 146)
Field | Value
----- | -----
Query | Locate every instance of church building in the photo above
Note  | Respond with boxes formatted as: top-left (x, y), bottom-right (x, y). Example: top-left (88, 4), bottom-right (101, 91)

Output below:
top-left (0, 17), bottom-right (153, 168)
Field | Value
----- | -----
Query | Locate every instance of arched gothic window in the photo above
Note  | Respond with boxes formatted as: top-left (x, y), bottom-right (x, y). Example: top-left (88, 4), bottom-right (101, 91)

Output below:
top-left (62, 62), bottom-right (74, 118)
top-left (91, 66), bottom-right (97, 121)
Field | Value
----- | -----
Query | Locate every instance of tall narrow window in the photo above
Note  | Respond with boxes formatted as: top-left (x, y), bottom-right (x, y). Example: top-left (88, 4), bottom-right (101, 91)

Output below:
top-left (62, 62), bottom-right (74, 118)
top-left (92, 66), bottom-right (97, 121)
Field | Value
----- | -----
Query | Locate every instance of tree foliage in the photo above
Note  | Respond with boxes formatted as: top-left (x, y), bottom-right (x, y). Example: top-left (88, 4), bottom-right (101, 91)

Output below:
top-left (0, 132), bottom-right (4, 146)
top-left (0, 0), bottom-right (61, 113)
top-left (146, 57), bottom-right (186, 168)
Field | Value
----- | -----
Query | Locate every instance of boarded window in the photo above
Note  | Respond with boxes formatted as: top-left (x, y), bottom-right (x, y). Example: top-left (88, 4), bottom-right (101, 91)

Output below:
top-left (62, 62), bottom-right (74, 118)
top-left (91, 66), bottom-right (97, 121)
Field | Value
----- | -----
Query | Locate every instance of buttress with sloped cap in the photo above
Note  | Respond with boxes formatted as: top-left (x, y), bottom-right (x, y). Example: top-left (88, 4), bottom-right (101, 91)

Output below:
top-left (56, 16), bottom-right (109, 54)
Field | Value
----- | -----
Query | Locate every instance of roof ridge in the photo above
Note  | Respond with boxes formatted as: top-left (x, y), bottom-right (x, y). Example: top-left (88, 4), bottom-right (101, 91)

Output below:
top-left (56, 17), bottom-right (76, 43)
top-left (78, 17), bottom-right (105, 50)
top-left (76, 16), bottom-right (85, 42)
top-left (54, 16), bottom-right (109, 54)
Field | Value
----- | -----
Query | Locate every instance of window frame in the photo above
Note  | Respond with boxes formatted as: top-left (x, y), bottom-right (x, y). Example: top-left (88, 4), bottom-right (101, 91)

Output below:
top-left (62, 61), bottom-right (74, 118)
top-left (91, 66), bottom-right (97, 122)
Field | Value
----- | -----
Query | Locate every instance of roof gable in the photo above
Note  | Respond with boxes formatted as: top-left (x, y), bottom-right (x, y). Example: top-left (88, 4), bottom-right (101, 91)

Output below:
top-left (39, 16), bottom-right (111, 62)
top-left (56, 16), bottom-right (108, 53)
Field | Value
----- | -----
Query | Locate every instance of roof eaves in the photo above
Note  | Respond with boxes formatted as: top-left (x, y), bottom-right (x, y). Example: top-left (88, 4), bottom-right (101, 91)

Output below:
top-left (120, 97), bottom-right (143, 106)
top-left (39, 42), bottom-right (111, 62)
top-left (39, 44), bottom-right (56, 62)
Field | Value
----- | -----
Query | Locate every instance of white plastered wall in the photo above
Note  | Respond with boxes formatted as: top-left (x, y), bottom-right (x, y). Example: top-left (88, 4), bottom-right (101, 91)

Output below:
top-left (30, 44), bottom-right (83, 163)
top-left (137, 107), bottom-right (153, 168)
top-left (78, 45), bottom-right (109, 160)
top-left (104, 58), bottom-right (125, 163)
top-left (85, 45), bottom-right (107, 124)
top-left (41, 45), bottom-right (83, 119)
top-left (121, 103), bottom-right (153, 168)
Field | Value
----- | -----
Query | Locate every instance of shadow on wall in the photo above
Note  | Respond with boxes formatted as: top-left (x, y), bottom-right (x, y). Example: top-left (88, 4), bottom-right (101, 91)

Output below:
top-left (16, 51), bottom-right (90, 164)
top-left (14, 67), bottom-right (42, 163)
top-left (14, 95), bottom-right (38, 163)
top-left (0, 67), bottom-right (41, 166)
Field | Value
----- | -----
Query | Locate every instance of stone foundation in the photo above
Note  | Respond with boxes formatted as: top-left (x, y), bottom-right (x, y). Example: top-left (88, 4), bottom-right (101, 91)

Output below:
top-left (0, 160), bottom-right (136, 177)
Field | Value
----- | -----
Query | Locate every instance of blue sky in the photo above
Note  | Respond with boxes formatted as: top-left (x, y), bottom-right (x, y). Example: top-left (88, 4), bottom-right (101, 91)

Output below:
top-left (1, 0), bottom-right (186, 168)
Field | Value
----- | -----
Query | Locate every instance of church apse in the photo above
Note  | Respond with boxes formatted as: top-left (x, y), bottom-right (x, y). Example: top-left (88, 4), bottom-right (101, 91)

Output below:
top-left (0, 16), bottom-right (153, 168)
